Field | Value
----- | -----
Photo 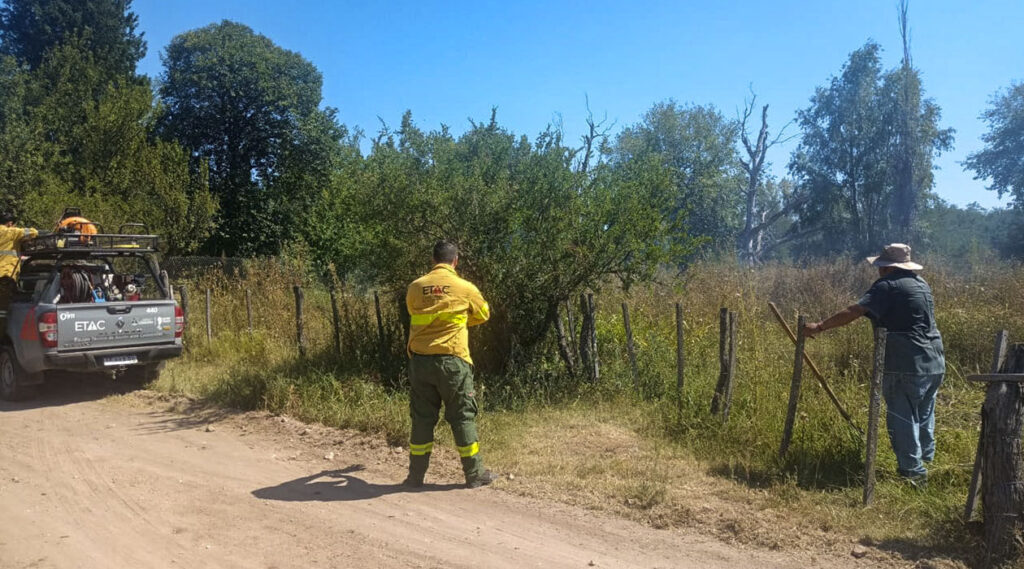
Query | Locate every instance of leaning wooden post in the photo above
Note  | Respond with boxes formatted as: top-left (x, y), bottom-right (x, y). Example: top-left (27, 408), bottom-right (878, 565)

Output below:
top-left (864, 326), bottom-right (887, 506)
top-left (205, 288), bottom-right (213, 344)
top-left (245, 288), bottom-right (253, 334)
top-left (329, 287), bottom-right (343, 358)
top-left (293, 285), bottom-right (306, 357)
top-left (711, 307), bottom-right (730, 415)
top-left (622, 302), bottom-right (640, 394)
top-left (722, 310), bottom-right (738, 422)
top-left (767, 302), bottom-right (862, 436)
top-left (980, 343), bottom-right (1024, 566)
top-left (675, 302), bottom-right (685, 417)
top-left (965, 330), bottom-right (1009, 522)
top-left (780, 315), bottom-right (807, 458)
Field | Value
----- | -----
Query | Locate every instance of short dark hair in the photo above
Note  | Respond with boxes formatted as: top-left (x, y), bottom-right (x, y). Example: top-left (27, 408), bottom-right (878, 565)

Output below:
top-left (0, 212), bottom-right (14, 224)
top-left (432, 241), bottom-right (458, 264)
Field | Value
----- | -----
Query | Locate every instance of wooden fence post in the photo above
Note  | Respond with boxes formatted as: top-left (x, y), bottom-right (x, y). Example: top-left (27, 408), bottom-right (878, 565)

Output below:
top-left (722, 310), bottom-right (738, 421)
top-left (675, 302), bottom-right (685, 416)
top-left (981, 343), bottom-right (1024, 565)
top-left (863, 326), bottom-right (887, 506)
top-left (579, 293), bottom-right (593, 382)
top-left (293, 285), bottom-right (306, 357)
top-left (330, 287), bottom-right (343, 358)
top-left (622, 302), bottom-right (639, 394)
top-left (374, 291), bottom-right (386, 354)
top-left (588, 293), bottom-right (599, 383)
top-left (780, 315), bottom-right (807, 458)
top-left (179, 284), bottom-right (190, 321)
top-left (965, 330), bottom-right (1009, 522)
top-left (711, 307), bottom-right (730, 415)
top-left (205, 288), bottom-right (212, 344)
top-left (160, 270), bottom-right (171, 299)
top-left (565, 300), bottom-right (578, 366)
top-left (245, 288), bottom-right (253, 334)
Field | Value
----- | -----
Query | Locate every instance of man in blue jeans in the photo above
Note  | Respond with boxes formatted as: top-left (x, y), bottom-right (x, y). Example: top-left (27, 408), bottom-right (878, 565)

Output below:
top-left (804, 244), bottom-right (945, 486)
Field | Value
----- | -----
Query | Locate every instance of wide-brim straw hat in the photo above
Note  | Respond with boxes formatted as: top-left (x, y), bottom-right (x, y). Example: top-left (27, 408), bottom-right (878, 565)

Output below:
top-left (866, 243), bottom-right (923, 271)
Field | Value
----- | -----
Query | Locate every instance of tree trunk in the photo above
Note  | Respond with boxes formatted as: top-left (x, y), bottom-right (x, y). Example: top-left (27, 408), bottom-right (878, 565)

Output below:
top-left (554, 300), bottom-right (577, 379)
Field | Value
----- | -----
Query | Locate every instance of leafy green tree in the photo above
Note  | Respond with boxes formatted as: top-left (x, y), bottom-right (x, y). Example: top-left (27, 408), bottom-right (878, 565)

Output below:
top-left (789, 43), bottom-right (890, 255)
top-left (964, 82), bottom-right (1024, 258)
top-left (789, 41), bottom-right (951, 256)
top-left (965, 83), bottom-right (1024, 207)
top-left (331, 111), bottom-right (692, 377)
top-left (0, 54), bottom-right (49, 217)
top-left (613, 101), bottom-right (743, 256)
top-left (1, 41), bottom-right (215, 252)
top-left (0, 0), bottom-right (144, 78)
top-left (917, 199), bottom-right (1018, 263)
top-left (159, 20), bottom-right (340, 256)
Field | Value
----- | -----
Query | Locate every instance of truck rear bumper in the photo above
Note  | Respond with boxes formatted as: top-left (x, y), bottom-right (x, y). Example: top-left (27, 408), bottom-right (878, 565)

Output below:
top-left (44, 344), bottom-right (183, 371)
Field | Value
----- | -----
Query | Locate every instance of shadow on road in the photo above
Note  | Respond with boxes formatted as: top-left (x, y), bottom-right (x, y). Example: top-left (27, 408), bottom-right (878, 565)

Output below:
top-left (132, 402), bottom-right (239, 435)
top-left (252, 465), bottom-right (464, 502)
top-left (0, 372), bottom-right (143, 412)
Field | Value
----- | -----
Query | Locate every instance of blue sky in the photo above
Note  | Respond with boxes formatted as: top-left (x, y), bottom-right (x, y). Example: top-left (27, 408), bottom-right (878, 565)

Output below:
top-left (133, 0), bottom-right (1022, 209)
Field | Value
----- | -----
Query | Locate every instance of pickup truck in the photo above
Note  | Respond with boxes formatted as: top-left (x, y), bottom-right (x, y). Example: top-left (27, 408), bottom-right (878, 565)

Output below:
top-left (0, 229), bottom-right (183, 400)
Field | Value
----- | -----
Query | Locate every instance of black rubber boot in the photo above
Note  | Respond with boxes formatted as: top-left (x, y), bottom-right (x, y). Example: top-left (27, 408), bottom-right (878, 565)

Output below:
top-left (404, 453), bottom-right (430, 488)
top-left (466, 469), bottom-right (499, 489)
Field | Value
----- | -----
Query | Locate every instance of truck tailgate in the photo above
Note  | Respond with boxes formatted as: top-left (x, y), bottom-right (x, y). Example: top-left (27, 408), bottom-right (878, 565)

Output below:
top-left (56, 302), bottom-right (176, 352)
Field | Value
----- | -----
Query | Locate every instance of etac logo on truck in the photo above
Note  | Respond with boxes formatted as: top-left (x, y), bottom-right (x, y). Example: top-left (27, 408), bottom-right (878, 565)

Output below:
top-left (75, 321), bottom-right (106, 332)
top-left (60, 312), bottom-right (106, 331)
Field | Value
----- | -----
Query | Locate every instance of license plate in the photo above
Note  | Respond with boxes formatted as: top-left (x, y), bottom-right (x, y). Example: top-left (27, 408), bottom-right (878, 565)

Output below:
top-left (103, 355), bottom-right (138, 367)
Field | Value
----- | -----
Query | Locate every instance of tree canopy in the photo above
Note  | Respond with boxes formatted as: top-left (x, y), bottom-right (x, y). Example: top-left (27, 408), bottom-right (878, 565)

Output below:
top-left (614, 101), bottom-right (743, 255)
top-left (159, 20), bottom-right (339, 257)
top-left (788, 42), bottom-right (952, 256)
top-left (0, 0), bottom-right (144, 78)
top-left (965, 83), bottom-right (1024, 207)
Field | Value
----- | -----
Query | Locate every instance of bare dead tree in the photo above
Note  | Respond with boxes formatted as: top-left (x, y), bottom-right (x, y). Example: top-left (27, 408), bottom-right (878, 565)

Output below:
top-left (737, 90), bottom-right (797, 264)
top-left (891, 0), bottom-right (917, 242)
top-left (577, 95), bottom-right (614, 176)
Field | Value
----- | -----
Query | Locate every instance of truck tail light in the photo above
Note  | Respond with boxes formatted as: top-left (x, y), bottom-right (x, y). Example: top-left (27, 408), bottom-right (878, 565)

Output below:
top-left (174, 305), bottom-right (184, 338)
top-left (38, 312), bottom-right (57, 348)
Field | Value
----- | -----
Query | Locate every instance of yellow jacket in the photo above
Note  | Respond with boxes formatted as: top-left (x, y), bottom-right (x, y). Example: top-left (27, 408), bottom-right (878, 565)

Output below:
top-left (0, 226), bottom-right (38, 280)
top-left (406, 263), bottom-right (490, 364)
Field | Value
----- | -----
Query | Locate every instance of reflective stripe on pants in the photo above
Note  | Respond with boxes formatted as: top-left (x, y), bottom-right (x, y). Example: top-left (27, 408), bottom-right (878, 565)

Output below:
top-left (457, 441), bottom-right (479, 458)
top-left (409, 442), bottom-right (434, 456)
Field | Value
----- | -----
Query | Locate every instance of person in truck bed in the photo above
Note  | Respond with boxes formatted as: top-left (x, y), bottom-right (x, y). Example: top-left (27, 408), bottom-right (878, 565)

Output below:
top-left (0, 212), bottom-right (38, 319)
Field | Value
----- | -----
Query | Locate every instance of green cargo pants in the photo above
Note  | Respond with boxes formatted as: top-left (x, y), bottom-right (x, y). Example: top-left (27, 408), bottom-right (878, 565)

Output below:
top-left (407, 354), bottom-right (484, 484)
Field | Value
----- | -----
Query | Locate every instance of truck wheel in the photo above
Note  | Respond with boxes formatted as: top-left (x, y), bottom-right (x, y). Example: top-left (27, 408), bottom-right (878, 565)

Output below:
top-left (121, 363), bottom-right (162, 385)
top-left (0, 346), bottom-right (37, 401)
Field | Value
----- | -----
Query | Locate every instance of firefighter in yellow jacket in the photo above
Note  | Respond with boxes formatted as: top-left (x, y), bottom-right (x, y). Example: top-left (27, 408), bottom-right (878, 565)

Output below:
top-left (0, 212), bottom-right (38, 317)
top-left (404, 241), bottom-right (498, 488)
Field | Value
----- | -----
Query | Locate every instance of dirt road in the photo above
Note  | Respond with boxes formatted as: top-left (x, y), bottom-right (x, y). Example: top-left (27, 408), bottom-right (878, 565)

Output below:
top-left (0, 381), bottom-right (878, 569)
